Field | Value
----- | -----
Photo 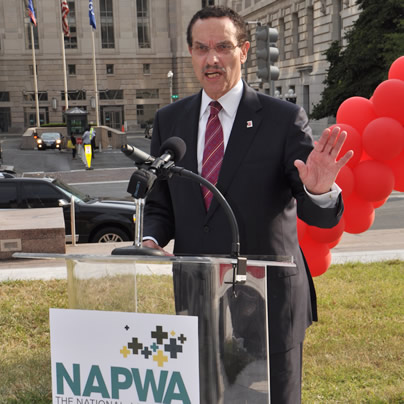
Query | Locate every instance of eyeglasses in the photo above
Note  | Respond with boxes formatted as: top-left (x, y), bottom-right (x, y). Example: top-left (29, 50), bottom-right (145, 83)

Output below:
top-left (191, 42), bottom-right (240, 56)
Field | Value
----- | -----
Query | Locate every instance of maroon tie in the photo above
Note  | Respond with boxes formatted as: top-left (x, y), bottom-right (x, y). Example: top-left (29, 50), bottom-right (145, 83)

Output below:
top-left (201, 101), bottom-right (224, 210)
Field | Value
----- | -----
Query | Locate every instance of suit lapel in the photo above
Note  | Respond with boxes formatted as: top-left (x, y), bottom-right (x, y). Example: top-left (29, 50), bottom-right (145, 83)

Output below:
top-left (172, 92), bottom-right (207, 213)
top-left (206, 84), bottom-right (263, 219)
top-left (175, 92), bottom-right (201, 173)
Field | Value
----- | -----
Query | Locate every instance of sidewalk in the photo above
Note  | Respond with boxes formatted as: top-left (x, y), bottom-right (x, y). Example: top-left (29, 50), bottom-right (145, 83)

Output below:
top-left (0, 229), bottom-right (403, 281)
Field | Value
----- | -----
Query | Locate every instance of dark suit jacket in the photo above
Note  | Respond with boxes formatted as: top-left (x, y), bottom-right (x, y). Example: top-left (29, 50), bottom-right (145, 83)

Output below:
top-left (144, 82), bottom-right (343, 353)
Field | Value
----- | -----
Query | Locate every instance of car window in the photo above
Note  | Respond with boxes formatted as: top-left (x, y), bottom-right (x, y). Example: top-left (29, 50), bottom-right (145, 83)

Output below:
top-left (41, 133), bottom-right (60, 140)
top-left (21, 182), bottom-right (64, 208)
top-left (52, 178), bottom-right (92, 202)
top-left (0, 183), bottom-right (18, 208)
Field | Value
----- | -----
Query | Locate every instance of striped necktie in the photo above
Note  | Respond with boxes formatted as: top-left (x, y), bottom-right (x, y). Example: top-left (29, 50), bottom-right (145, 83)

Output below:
top-left (201, 101), bottom-right (224, 210)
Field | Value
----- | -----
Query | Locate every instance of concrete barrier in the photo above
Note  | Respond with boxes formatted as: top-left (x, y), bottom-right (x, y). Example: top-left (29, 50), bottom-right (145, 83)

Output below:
top-left (0, 208), bottom-right (66, 259)
top-left (20, 126), bottom-right (127, 150)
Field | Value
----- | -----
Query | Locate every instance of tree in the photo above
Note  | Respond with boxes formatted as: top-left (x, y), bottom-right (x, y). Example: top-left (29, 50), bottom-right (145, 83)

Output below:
top-left (311, 0), bottom-right (404, 119)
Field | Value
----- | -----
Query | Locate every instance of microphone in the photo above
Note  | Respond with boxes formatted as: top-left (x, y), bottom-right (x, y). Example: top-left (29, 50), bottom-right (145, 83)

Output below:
top-left (125, 137), bottom-right (187, 199)
top-left (150, 137), bottom-right (186, 170)
top-left (121, 137), bottom-right (186, 168)
top-left (121, 144), bottom-right (155, 165)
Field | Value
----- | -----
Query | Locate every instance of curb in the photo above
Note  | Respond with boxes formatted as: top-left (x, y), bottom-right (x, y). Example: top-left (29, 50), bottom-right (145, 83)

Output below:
top-left (1, 249), bottom-right (403, 282)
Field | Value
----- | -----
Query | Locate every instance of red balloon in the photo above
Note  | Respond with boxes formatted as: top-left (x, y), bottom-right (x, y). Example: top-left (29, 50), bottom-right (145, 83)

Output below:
top-left (373, 196), bottom-right (389, 209)
top-left (336, 165), bottom-right (355, 199)
top-left (336, 96), bottom-right (377, 134)
top-left (353, 160), bottom-right (395, 202)
top-left (343, 193), bottom-right (375, 234)
top-left (372, 79), bottom-right (404, 126)
top-left (328, 234), bottom-right (343, 249)
top-left (307, 217), bottom-right (345, 244)
top-left (300, 236), bottom-right (331, 277)
top-left (329, 123), bottom-right (362, 168)
top-left (362, 117), bottom-right (404, 161)
top-left (388, 56), bottom-right (404, 81)
top-left (360, 149), bottom-right (373, 162)
top-left (385, 150), bottom-right (404, 192)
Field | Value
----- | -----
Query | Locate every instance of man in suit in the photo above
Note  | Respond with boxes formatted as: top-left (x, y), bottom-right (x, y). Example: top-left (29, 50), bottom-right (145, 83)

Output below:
top-left (143, 5), bottom-right (352, 403)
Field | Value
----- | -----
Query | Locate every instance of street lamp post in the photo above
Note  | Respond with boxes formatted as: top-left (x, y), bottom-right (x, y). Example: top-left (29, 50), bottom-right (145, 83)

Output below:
top-left (167, 71), bottom-right (174, 103)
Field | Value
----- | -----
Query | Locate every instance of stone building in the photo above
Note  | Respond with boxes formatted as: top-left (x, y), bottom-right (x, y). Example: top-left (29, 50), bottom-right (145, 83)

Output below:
top-left (0, 0), bottom-right (359, 134)
top-left (234, 0), bottom-right (360, 134)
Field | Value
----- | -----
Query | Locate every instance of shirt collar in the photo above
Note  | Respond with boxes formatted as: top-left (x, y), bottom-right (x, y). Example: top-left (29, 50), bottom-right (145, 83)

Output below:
top-left (200, 79), bottom-right (244, 120)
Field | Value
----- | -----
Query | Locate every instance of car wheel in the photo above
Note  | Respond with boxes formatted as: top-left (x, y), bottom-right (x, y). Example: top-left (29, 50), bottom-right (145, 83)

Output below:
top-left (92, 227), bottom-right (130, 243)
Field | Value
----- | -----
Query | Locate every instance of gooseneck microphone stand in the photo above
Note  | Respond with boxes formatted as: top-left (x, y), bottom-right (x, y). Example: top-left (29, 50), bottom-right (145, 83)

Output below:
top-left (169, 165), bottom-right (247, 283)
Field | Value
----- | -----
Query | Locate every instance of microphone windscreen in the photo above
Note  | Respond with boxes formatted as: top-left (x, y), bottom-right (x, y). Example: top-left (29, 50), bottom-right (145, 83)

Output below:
top-left (160, 137), bottom-right (186, 163)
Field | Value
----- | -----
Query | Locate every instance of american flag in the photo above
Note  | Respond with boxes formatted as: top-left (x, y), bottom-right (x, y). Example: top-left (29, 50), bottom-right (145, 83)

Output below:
top-left (61, 0), bottom-right (70, 37)
top-left (27, 0), bottom-right (37, 26)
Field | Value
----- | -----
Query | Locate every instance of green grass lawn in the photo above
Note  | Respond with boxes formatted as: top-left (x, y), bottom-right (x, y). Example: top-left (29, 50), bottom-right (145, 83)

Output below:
top-left (0, 261), bottom-right (403, 403)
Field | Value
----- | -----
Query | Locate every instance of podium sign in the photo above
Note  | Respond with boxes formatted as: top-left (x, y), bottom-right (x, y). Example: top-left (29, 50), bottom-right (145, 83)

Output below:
top-left (50, 308), bottom-right (199, 403)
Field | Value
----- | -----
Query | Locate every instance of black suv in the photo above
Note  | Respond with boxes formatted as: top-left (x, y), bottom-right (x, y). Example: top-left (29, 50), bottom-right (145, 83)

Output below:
top-left (0, 177), bottom-right (136, 243)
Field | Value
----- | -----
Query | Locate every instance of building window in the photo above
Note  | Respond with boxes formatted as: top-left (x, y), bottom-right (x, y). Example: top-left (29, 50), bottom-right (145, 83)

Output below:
top-left (332, 1), bottom-right (343, 43)
top-left (278, 18), bottom-right (285, 61)
top-left (143, 64), bottom-right (151, 75)
top-left (0, 92), bottom-right (10, 102)
top-left (64, 1), bottom-right (77, 49)
top-left (307, 7), bottom-right (314, 55)
top-left (24, 107), bottom-right (49, 127)
top-left (292, 13), bottom-right (299, 59)
top-left (59, 90), bottom-right (86, 100)
top-left (100, 0), bottom-right (115, 48)
top-left (137, 0), bottom-right (151, 48)
top-left (202, 0), bottom-right (215, 6)
top-left (99, 90), bottom-right (124, 100)
top-left (303, 85), bottom-right (310, 114)
top-left (136, 104), bottom-right (159, 126)
top-left (25, 24), bottom-right (39, 50)
top-left (23, 92), bottom-right (48, 102)
top-left (29, 65), bottom-right (39, 75)
top-left (136, 89), bottom-right (159, 99)
top-left (106, 64), bottom-right (114, 74)
top-left (245, 26), bottom-right (252, 72)
top-left (68, 64), bottom-right (76, 75)
top-left (0, 107), bottom-right (11, 132)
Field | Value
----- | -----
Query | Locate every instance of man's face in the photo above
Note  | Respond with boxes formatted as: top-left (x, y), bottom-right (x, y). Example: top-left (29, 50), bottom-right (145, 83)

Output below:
top-left (189, 17), bottom-right (250, 100)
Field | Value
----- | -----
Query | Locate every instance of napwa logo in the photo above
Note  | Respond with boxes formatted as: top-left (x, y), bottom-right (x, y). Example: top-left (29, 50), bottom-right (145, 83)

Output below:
top-left (119, 324), bottom-right (187, 367)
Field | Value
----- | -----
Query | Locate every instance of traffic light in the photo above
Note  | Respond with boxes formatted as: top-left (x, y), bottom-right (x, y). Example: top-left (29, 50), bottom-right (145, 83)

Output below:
top-left (171, 94), bottom-right (179, 100)
top-left (256, 25), bottom-right (280, 82)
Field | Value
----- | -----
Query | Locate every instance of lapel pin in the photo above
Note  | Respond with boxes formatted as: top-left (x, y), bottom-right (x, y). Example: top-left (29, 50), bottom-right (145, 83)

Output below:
top-left (246, 120), bottom-right (253, 128)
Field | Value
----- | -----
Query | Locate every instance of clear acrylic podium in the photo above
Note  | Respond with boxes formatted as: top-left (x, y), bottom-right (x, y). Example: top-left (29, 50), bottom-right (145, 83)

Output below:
top-left (16, 252), bottom-right (295, 404)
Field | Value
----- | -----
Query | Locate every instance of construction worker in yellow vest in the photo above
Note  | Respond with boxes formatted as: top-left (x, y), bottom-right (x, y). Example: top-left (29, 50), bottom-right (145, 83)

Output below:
top-left (81, 126), bottom-right (93, 169)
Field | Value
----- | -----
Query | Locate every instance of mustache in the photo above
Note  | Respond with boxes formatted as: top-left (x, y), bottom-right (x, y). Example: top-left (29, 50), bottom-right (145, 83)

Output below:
top-left (202, 65), bottom-right (226, 74)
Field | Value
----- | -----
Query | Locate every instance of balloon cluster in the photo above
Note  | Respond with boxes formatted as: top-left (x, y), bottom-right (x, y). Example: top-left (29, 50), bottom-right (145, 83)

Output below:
top-left (299, 56), bottom-right (404, 277)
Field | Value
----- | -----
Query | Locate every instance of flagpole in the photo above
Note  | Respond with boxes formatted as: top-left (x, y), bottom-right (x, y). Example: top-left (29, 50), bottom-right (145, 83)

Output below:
top-left (60, 0), bottom-right (69, 110)
top-left (61, 26), bottom-right (69, 110)
top-left (91, 29), bottom-right (99, 127)
top-left (30, 23), bottom-right (40, 128)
